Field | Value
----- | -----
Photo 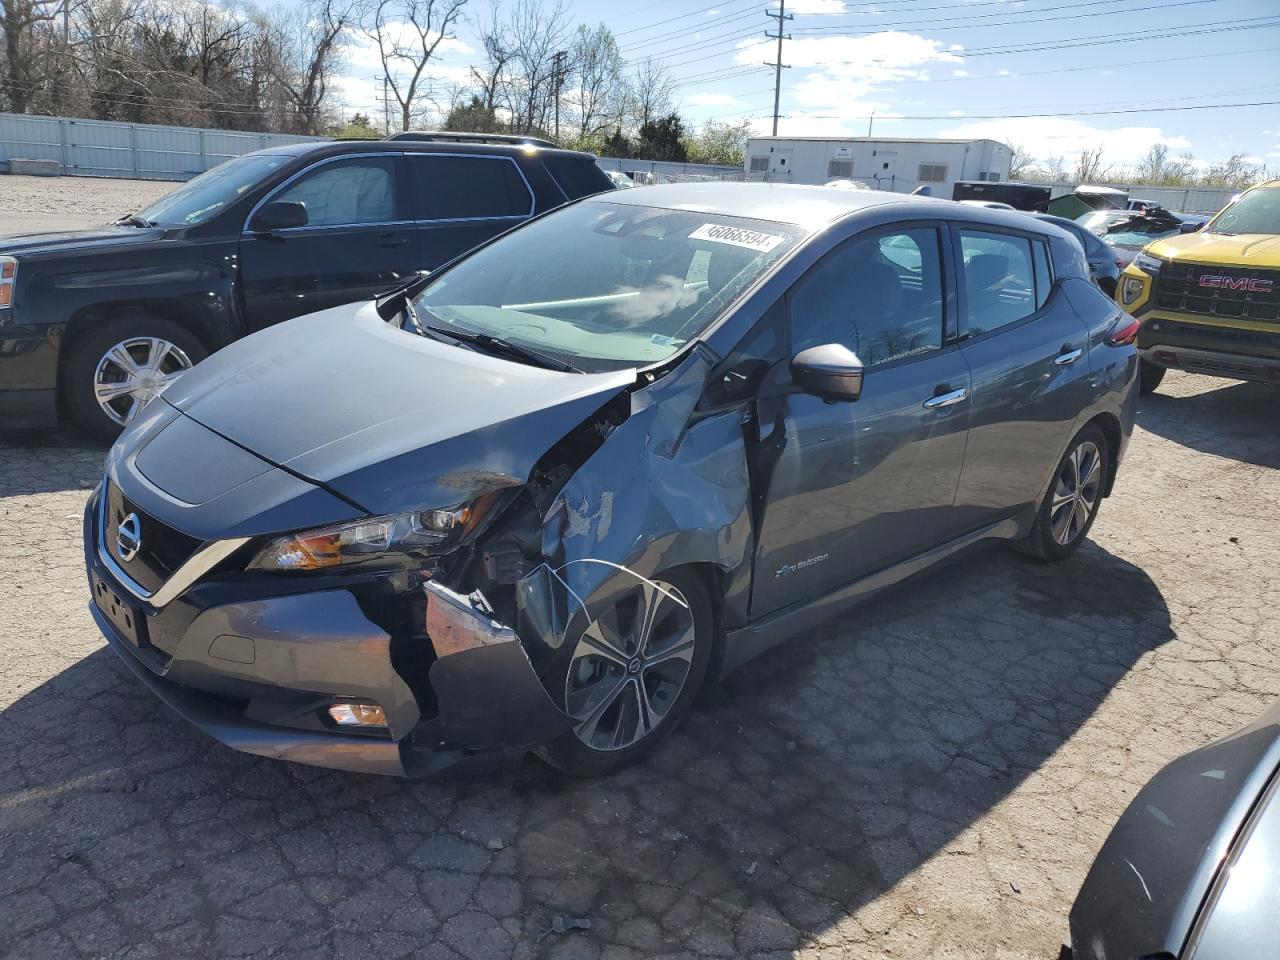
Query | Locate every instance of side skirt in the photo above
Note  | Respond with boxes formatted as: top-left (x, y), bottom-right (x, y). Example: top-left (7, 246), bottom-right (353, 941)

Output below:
top-left (719, 517), bottom-right (1020, 678)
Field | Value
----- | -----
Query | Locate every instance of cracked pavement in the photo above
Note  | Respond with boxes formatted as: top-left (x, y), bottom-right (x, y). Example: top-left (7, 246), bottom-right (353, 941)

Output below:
top-left (1, 181), bottom-right (1278, 959)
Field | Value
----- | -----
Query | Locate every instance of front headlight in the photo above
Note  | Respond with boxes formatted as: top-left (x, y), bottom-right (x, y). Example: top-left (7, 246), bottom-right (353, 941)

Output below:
top-left (1134, 252), bottom-right (1163, 275)
top-left (250, 505), bottom-right (474, 571)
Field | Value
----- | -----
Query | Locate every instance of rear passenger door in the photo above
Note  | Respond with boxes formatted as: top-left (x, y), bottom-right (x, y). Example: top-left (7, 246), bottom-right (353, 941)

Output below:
top-left (239, 154), bottom-right (418, 330)
top-left (406, 154), bottom-right (534, 271)
top-left (951, 226), bottom-right (1094, 530)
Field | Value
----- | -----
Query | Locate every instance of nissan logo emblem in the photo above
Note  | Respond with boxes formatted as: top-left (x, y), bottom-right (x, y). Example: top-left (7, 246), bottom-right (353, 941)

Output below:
top-left (116, 512), bottom-right (142, 563)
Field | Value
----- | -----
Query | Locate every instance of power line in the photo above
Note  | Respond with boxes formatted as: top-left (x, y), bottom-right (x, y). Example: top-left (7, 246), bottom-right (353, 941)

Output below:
top-left (612, 0), bottom-right (763, 40)
top-left (618, 4), bottom-right (767, 54)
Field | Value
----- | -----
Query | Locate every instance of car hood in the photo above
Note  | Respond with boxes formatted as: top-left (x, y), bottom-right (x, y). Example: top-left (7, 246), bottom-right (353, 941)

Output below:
top-left (162, 302), bottom-right (638, 514)
top-left (1147, 231), bottom-right (1280, 267)
top-left (0, 225), bottom-right (165, 257)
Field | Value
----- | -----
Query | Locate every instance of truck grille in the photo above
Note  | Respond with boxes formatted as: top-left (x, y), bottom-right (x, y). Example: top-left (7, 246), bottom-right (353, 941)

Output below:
top-left (104, 481), bottom-right (202, 595)
top-left (1153, 262), bottom-right (1279, 323)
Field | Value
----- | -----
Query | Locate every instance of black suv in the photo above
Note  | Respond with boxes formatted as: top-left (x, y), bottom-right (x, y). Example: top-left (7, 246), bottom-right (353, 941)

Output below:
top-left (0, 133), bottom-right (613, 438)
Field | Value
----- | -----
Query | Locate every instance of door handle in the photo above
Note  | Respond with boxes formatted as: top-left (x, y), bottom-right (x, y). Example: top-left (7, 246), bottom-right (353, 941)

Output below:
top-left (923, 387), bottom-right (968, 409)
top-left (375, 233), bottom-right (408, 248)
top-left (1055, 347), bottom-right (1083, 365)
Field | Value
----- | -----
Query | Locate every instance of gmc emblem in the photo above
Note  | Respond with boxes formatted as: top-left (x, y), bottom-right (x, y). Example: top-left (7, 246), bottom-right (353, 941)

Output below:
top-left (1198, 275), bottom-right (1274, 292)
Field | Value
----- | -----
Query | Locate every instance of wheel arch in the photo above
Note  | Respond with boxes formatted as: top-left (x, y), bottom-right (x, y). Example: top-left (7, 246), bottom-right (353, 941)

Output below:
top-left (1085, 411), bottom-right (1123, 497)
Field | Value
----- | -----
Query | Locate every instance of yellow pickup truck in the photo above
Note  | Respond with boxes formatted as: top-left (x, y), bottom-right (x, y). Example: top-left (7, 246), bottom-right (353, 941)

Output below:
top-left (1117, 179), bottom-right (1279, 394)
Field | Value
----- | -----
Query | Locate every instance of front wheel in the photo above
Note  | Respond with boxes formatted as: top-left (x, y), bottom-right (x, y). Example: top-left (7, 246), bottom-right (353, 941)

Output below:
top-left (1139, 358), bottom-right (1166, 396)
top-left (538, 569), bottom-right (714, 777)
top-left (1016, 424), bottom-right (1110, 562)
top-left (63, 316), bottom-right (207, 442)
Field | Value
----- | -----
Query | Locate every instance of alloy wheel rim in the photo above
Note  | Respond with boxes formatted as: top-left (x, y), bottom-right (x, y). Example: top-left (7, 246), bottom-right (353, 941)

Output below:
top-left (1050, 439), bottom-right (1102, 546)
top-left (565, 579), bottom-right (695, 752)
top-left (93, 337), bottom-right (194, 426)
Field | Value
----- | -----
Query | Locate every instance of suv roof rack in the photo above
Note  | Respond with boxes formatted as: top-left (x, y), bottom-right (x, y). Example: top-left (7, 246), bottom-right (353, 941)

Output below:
top-left (385, 131), bottom-right (558, 149)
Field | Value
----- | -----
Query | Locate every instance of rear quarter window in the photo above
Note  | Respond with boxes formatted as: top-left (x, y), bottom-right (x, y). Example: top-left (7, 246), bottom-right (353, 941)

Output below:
top-left (410, 155), bottom-right (533, 220)
top-left (543, 155), bottom-right (615, 200)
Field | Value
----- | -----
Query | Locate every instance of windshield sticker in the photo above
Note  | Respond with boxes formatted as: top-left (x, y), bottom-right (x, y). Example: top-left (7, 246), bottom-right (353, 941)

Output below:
top-left (689, 223), bottom-right (783, 253)
top-left (649, 333), bottom-right (684, 347)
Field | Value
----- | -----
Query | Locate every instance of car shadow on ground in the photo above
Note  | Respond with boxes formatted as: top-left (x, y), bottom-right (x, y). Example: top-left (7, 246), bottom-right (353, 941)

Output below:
top-left (1136, 376), bottom-right (1280, 469)
top-left (0, 536), bottom-right (1172, 958)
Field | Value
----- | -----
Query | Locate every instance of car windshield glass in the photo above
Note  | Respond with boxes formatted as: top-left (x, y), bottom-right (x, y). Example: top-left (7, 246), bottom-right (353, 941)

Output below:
top-left (136, 153), bottom-right (291, 226)
top-left (413, 201), bottom-right (803, 371)
top-left (1104, 227), bottom-right (1179, 250)
top-left (1207, 187), bottom-right (1280, 235)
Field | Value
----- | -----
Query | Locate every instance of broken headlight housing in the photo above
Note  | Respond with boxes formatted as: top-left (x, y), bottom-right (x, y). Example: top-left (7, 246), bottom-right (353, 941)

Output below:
top-left (250, 505), bottom-right (475, 571)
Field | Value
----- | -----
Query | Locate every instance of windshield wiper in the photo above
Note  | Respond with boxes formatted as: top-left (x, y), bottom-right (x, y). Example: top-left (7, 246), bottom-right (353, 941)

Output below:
top-left (115, 214), bottom-right (155, 228)
top-left (422, 324), bottom-right (581, 373)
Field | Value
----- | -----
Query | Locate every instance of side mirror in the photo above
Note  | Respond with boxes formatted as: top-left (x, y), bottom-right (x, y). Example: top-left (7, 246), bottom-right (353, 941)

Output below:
top-left (791, 343), bottom-right (864, 402)
top-left (249, 200), bottom-right (308, 233)
top-left (1179, 221), bottom-right (1201, 234)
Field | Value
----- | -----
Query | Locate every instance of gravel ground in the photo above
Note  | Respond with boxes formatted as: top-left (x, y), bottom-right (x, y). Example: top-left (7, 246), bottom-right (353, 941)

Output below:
top-left (1, 186), bottom-right (1279, 959)
top-left (0, 174), bottom-right (172, 234)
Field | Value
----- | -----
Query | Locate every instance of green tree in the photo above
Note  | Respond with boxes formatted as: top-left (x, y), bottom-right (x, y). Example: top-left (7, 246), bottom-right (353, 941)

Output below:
top-left (636, 112), bottom-right (687, 162)
top-left (332, 112), bottom-right (381, 138)
top-left (443, 94), bottom-right (502, 132)
top-left (685, 119), bottom-right (752, 166)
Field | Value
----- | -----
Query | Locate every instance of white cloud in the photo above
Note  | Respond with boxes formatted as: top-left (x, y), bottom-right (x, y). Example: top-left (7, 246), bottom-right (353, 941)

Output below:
top-left (952, 69), bottom-right (968, 77)
top-left (937, 117), bottom-right (1193, 165)
top-left (948, 109), bottom-right (965, 117)
top-left (997, 68), bottom-right (1011, 76)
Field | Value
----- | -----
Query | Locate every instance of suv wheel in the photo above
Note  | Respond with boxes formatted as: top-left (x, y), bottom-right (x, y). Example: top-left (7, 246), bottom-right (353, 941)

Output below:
top-left (64, 316), bottom-right (207, 442)
top-left (1017, 423), bottom-right (1110, 562)
top-left (1139, 359), bottom-right (1166, 396)
top-left (538, 569), bottom-right (713, 777)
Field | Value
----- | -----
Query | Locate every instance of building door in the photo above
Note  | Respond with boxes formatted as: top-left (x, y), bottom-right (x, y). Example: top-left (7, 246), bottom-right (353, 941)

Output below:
top-left (875, 151), bottom-right (898, 190)
top-left (769, 148), bottom-right (794, 181)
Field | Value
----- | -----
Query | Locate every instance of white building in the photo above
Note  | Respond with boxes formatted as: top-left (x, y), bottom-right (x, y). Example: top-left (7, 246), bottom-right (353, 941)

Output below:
top-left (743, 137), bottom-right (1012, 196)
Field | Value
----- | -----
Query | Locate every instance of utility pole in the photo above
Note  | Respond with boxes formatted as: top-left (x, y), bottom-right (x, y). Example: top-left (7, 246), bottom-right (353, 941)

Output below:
top-left (765, 0), bottom-right (792, 136)
top-left (867, 111), bottom-right (875, 138)
top-left (551, 50), bottom-right (567, 143)
top-left (382, 75), bottom-right (390, 135)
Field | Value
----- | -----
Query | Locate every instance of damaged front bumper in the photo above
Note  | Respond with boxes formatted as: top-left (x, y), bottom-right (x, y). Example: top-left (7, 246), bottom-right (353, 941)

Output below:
top-left (83, 489), bottom-right (575, 778)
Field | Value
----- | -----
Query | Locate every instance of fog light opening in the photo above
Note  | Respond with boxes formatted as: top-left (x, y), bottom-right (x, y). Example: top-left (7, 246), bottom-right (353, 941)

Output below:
top-left (327, 702), bottom-right (388, 727)
top-left (1154, 350), bottom-right (1179, 367)
top-left (1121, 277), bottom-right (1145, 305)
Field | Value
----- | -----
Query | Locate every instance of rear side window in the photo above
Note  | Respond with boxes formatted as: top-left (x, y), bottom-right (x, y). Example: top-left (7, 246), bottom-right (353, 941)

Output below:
top-left (543, 155), bottom-right (615, 200)
top-left (411, 155), bottom-right (532, 221)
top-left (958, 230), bottom-right (1037, 335)
top-left (1032, 240), bottom-right (1053, 309)
top-left (275, 157), bottom-right (397, 227)
top-left (790, 227), bottom-right (944, 367)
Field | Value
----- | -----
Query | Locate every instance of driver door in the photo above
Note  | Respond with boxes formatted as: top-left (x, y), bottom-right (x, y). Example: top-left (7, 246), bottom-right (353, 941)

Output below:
top-left (749, 224), bottom-right (972, 618)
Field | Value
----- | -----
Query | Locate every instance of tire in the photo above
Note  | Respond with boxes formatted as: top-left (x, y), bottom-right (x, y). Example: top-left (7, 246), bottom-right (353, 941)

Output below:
top-left (1139, 359), bottom-right (1166, 396)
top-left (1016, 423), bottom-right (1110, 563)
top-left (63, 315), bottom-right (207, 443)
top-left (538, 568), bottom-right (714, 777)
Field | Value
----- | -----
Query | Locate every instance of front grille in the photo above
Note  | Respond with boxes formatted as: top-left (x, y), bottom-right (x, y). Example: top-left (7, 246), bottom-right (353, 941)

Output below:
top-left (1153, 262), bottom-right (1279, 323)
top-left (104, 481), bottom-right (202, 594)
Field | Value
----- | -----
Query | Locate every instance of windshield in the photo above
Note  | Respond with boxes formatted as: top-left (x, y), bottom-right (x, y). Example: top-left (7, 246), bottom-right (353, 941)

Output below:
top-left (1104, 227), bottom-right (1180, 251)
top-left (1207, 186), bottom-right (1280, 236)
top-left (414, 202), bottom-right (803, 371)
top-left (136, 153), bottom-right (291, 226)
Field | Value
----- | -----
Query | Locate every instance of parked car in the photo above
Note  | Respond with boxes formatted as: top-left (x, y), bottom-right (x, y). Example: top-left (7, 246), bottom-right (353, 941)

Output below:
top-left (1077, 210), bottom-right (1134, 236)
top-left (1102, 207), bottom-right (1208, 268)
top-left (605, 170), bottom-right (636, 189)
top-left (0, 133), bottom-right (614, 439)
top-left (1068, 698), bottom-right (1280, 960)
top-left (1029, 212), bottom-right (1124, 298)
top-left (1116, 180), bottom-right (1279, 394)
top-left (84, 183), bottom-right (1137, 778)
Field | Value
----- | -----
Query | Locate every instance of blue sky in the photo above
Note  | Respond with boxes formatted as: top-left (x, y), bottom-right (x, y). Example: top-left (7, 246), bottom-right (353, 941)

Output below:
top-left (333, 0), bottom-right (1280, 171)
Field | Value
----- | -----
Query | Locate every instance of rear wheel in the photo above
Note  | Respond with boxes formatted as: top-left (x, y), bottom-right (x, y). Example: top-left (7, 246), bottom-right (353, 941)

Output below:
top-left (538, 569), bottom-right (713, 777)
top-left (64, 315), bottom-right (207, 442)
top-left (1139, 359), bottom-right (1166, 396)
top-left (1016, 423), bottom-right (1110, 562)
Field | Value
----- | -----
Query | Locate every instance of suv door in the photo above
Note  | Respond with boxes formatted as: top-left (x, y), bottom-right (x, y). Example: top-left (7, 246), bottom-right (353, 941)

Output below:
top-left (238, 154), bottom-right (416, 330)
top-left (950, 226), bottom-right (1094, 530)
top-left (749, 224), bottom-right (972, 618)
top-left (407, 154), bottom-right (534, 270)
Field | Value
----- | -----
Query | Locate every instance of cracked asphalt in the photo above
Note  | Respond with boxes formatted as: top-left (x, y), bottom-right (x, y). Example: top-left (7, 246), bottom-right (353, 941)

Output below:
top-left (2, 180), bottom-right (1279, 959)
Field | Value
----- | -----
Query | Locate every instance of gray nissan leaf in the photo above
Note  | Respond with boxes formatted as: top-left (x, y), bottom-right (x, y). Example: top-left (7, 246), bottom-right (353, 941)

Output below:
top-left (83, 184), bottom-right (1138, 778)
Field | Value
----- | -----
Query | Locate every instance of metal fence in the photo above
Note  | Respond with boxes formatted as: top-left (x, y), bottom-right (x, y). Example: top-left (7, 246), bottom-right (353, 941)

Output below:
top-left (1042, 181), bottom-right (1237, 215)
top-left (0, 113), bottom-right (323, 181)
top-left (594, 156), bottom-right (744, 184)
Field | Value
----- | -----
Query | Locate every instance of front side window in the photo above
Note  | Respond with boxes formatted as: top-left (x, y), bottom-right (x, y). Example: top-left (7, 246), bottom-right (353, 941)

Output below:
top-left (275, 157), bottom-right (396, 227)
top-left (411, 155), bottom-right (532, 220)
top-left (413, 202), bottom-right (803, 370)
top-left (959, 230), bottom-right (1037, 335)
top-left (790, 227), bottom-right (944, 366)
top-left (139, 152), bottom-right (291, 226)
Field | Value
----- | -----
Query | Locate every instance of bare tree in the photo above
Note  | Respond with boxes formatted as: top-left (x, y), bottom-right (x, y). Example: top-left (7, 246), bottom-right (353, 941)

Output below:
top-left (565, 22), bottom-right (623, 146)
top-left (2, 0), bottom-right (64, 112)
top-left (498, 0), bottom-right (571, 136)
top-left (1072, 144), bottom-right (1108, 184)
top-left (270, 0), bottom-right (353, 134)
top-left (360, 0), bottom-right (467, 132)
top-left (626, 56), bottom-right (673, 130)
top-left (1007, 141), bottom-right (1033, 180)
top-left (467, 0), bottom-right (511, 116)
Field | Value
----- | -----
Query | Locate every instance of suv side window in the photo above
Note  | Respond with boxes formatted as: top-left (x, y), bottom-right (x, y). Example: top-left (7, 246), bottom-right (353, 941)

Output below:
top-left (410, 155), bottom-right (532, 221)
top-left (789, 227), bottom-right (944, 367)
top-left (542, 155), bottom-right (615, 200)
top-left (958, 229), bottom-right (1038, 335)
top-left (275, 157), bottom-right (397, 227)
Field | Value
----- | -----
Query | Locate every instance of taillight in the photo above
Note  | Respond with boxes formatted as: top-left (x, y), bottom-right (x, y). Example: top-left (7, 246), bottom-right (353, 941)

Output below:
top-left (0, 256), bottom-right (14, 309)
top-left (1114, 256), bottom-right (1125, 269)
top-left (1106, 316), bottom-right (1140, 346)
